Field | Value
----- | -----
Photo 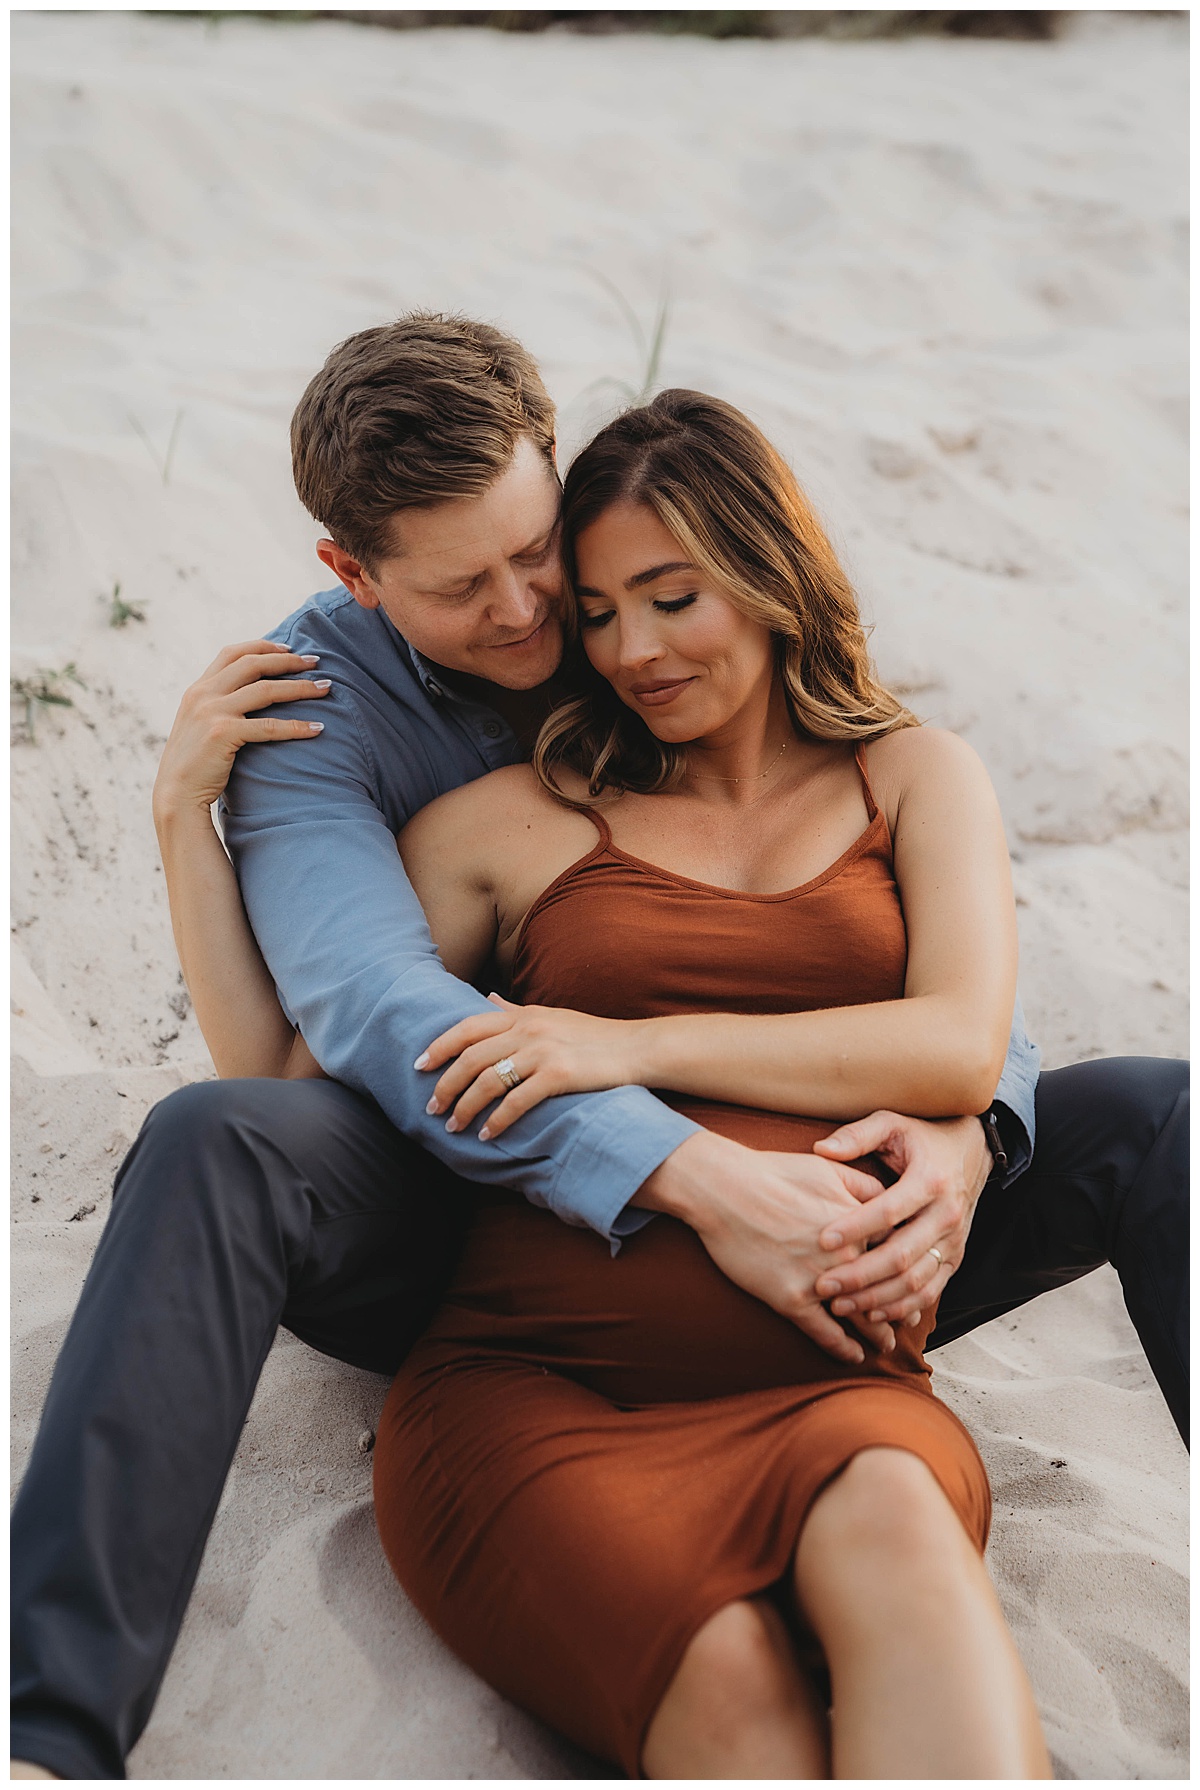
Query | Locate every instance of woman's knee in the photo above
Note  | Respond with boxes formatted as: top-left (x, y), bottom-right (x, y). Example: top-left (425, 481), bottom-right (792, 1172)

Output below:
top-left (645, 1600), bottom-right (802, 1758)
top-left (803, 1447), bottom-right (969, 1567)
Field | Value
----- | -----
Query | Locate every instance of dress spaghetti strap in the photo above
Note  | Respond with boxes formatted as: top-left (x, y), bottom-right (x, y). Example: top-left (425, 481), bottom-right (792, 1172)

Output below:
top-left (583, 804), bottom-right (614, 849)
top-left (853, 743), bottom-right (880, 821)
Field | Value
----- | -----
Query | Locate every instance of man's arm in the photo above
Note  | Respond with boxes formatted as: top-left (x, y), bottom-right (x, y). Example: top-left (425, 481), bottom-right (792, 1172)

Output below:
top-left (988, 992), bottom-right (1041, 1181)
top-left (222, 694), bottom-right (700, 1240)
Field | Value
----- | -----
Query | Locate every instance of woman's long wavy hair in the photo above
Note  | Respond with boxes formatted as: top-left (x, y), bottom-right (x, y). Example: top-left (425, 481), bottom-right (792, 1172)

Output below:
top-left (534, 390), bottom-right (918, 807)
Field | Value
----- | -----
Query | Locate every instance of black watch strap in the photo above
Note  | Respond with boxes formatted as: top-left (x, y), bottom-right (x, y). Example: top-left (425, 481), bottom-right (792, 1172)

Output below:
top-left (980, 1109), bottom-right (1009, 1183)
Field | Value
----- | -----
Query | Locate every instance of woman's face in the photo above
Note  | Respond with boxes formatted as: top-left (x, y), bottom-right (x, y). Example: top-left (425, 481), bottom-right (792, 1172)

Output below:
top-left (572, 501), bottom-right (776, 744)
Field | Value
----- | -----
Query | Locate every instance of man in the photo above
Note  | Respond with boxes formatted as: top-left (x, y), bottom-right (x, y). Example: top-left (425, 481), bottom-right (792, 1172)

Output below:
top-left (12, 313), bottom-right (1187, 1781)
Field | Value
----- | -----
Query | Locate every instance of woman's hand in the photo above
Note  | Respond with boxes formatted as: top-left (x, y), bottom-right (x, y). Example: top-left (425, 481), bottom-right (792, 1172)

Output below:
top-left (152, 640), bottom-right (331, 823)
top-left (416, 995), bottom-right (649, 1140)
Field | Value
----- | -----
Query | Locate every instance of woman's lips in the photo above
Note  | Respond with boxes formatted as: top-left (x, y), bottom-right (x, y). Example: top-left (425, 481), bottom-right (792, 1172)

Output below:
top-left (630, 677), bottom-right (696, 708)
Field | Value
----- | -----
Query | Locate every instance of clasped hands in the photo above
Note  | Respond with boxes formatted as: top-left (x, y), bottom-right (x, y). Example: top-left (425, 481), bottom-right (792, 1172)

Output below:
top-left (415, 995), bottom-right (992, 1364)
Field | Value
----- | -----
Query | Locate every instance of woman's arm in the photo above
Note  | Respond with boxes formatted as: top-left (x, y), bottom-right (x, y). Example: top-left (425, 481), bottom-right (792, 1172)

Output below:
top-left (419, 728), bottom-right (1019, 1136)
top-left (640, 726), bottom-right (1017, 1117)
top-left (153, 642), bottom-right (332, 1080)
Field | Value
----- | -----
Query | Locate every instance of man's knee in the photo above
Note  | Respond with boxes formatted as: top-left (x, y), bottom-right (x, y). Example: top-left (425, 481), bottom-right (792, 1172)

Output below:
top-left (115, 1078), bottom-right (356, 1221)
top-left (1095, 1056), bottom-right (1187, 1137)
top-left (131, 1075), bottom-right (387, 1171)
top-left (1037, 1056), bottom-right (1187, 1155)
top-left (1030, 1057), bottom-right (1189, 1205)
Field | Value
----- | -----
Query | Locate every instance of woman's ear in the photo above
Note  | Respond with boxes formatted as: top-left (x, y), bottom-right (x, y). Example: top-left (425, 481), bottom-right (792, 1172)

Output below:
top-left (316, 538), bottom-right (379, 609)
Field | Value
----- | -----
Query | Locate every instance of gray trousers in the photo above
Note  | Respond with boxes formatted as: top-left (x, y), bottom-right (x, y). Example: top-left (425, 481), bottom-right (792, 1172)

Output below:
top-left (10, 1058), bottom-right (1188, 1778)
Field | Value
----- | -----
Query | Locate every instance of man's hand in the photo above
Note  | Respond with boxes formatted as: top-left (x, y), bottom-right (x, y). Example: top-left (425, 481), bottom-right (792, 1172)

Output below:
top-left (810, 1112), bottom-right (992, 1326)
top-left (635, 1131), bottom-right (897, 1365)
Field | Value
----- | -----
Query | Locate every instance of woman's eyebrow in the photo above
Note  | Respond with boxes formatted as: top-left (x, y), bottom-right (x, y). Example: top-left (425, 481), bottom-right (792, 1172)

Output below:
top-left (625, 560), bottom-right (696, 589)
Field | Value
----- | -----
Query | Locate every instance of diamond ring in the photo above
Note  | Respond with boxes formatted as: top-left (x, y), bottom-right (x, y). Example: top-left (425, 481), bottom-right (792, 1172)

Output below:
top-left (492, 1056), bottom-right (522, 1093)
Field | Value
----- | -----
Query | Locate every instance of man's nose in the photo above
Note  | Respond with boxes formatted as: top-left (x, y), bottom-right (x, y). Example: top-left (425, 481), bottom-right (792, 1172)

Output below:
top-left (486, 565), bottom-right (540, 631)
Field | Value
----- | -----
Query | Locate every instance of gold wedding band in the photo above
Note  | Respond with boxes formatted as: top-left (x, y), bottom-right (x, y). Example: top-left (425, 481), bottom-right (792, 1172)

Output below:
top-left (492, 1056), bottom-right (522, 1093)
top-left (927, 1247), bottom-right (944, 1268)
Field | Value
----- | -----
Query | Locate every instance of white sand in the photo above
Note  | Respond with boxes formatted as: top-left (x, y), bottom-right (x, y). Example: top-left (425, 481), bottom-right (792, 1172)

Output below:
top-left (11, 10), bottom-right (1187, 1778)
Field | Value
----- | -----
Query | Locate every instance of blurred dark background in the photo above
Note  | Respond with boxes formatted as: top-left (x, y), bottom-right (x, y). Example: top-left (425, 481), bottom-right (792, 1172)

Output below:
top-left (159, 11), bottom-right (1095, 41)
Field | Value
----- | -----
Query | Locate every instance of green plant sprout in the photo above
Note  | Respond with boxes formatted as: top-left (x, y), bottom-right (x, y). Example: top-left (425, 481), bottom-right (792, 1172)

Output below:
top-left (11, 663), bottom-right (86, 739)
top-left (106, 582), bottom-right (147, 628)
top-left (577, 268), bottom-right (672, 409)
top-left (128, 409), bottom-right (185, 485)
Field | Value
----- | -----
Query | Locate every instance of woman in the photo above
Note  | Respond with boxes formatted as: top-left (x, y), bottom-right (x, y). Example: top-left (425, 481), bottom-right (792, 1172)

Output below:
top-left (155, 391), bottom-right (1049, 1778)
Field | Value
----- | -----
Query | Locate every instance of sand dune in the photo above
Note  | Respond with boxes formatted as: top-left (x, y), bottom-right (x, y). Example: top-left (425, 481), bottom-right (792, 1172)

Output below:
top-left (11, 11), bottom-right (1187, 1778)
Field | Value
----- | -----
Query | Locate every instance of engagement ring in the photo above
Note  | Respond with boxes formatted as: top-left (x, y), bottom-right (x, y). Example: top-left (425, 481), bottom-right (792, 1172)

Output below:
top-left (492, 1056), bottom-right (522, 1093)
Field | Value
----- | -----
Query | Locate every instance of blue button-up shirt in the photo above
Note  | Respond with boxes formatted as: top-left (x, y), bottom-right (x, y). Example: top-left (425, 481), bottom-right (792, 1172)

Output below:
top-left (222, 587), bottom-right (1040, 1240)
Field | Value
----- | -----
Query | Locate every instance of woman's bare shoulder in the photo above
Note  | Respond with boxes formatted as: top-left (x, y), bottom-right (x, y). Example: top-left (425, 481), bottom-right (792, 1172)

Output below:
top-left (398, 764), bottom-right (573, 863)
top-left (865, 723), bottom-right (989, 785)
top-left (862, 724), bottom-right (995, 823)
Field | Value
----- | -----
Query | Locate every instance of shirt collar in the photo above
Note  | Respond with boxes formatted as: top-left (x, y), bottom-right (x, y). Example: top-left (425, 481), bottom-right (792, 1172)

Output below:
top-left (406, 640), bottom-right (450, 701)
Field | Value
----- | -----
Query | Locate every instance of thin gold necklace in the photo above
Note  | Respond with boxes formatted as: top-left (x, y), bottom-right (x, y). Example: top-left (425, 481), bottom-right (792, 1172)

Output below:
top-left (688, 737), bottom-right (790, 786)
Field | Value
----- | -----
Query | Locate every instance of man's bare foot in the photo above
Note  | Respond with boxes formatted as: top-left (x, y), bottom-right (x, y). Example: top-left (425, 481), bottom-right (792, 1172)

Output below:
top-left (10, 1763), bottom-right (58, 1779)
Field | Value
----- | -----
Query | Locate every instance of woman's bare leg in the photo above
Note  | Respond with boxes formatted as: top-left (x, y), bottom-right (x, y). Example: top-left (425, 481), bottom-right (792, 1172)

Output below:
top-left (641, 1596), bottom-right (830, 1779)
top-left (794, 1447), bottom-right (1050, 1779)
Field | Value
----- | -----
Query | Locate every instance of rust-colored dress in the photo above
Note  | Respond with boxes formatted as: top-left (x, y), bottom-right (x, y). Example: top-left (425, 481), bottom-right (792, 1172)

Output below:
top-left (374, 751), bottom-right (990, 1774)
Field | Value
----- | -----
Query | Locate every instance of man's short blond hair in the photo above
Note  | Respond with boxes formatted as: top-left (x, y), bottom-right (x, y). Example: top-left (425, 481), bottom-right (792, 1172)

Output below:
top-left (291, 312), bottom-right (556, 573)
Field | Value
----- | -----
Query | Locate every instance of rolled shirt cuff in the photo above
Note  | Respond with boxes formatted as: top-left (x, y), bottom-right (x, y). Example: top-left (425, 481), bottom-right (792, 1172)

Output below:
top-left (542, 1085), bottom-right (702, 1250)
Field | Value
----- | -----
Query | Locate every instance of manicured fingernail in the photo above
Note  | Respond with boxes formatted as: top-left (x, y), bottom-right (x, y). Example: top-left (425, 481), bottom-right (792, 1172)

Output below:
top-left (868, 1309), bottom-right (886, 1323)
top-left (425, 1097), bottom-right (439, 1115)
top-left (908, 1311), bottom-right (923, 1327)
top-left (300, 654), bottom-right (320, 665)
top-left (849, 1347), bottom-right (864, 1364)
top-left (832, 1298), bottom-right (853, 1316)
top-left (413, 1052), bottom-right (429, 1070)
top-left (478, 1126), bottom-right (491, 1141)
top-left (445, 1116), bottom-right (460, 1133)
top-left (312, 678), bottom-right (332, 690)
top-left (307, 722), bottom-right (324, 732)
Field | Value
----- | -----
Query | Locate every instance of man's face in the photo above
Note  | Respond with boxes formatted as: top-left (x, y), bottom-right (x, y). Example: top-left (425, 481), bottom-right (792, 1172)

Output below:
top-left (318, 437), bottom-right (566, 690)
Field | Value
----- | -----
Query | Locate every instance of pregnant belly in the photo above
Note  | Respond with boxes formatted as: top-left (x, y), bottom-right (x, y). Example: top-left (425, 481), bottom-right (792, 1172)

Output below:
top-left (664, 1098), bottom-right (838, 1156)
top-left (419, 1106), bottom-right (927, 1406)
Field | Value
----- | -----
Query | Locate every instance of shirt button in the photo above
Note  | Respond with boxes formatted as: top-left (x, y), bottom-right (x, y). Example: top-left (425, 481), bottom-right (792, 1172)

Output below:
top-left (426, 682), bottom-right (442, 699)
top-left (483, 721), bottom-right (502, 738)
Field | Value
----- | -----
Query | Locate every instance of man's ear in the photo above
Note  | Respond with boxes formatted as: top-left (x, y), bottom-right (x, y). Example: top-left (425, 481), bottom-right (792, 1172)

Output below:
top-left (316, 538), bottom-right (380, 609)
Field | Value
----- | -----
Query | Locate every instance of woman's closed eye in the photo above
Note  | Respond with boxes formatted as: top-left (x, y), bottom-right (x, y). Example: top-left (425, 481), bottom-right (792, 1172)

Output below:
top-left (579, 593), bottom-right (698, 630)
top-left (653, 593), bottom-right (698, 614)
